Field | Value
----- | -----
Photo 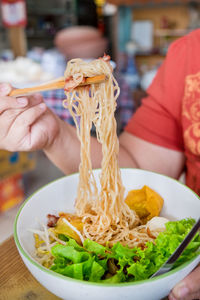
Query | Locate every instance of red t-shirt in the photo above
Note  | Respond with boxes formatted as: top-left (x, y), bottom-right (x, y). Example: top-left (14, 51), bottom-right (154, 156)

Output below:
top-left (125, 29), bottom-right (200, 196)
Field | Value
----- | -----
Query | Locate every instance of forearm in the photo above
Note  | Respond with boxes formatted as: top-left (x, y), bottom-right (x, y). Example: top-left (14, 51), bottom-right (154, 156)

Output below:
top-left (44, 120), bottom-right (138, 175)
top-left (44, 119), bottom-right (103, 174)
top-left (118, 145), bottom-right (139, 169)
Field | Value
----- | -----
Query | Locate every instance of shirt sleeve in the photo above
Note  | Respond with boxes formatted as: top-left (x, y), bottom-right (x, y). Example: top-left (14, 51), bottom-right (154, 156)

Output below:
top-left (125, 36), bottom-right (189, 152)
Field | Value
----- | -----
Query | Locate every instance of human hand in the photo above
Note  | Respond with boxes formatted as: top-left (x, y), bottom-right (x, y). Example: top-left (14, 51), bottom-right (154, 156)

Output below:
top-left (0, 83), bottom-right (60, 152)
top-left (169, 264), bottom-right (200, 300)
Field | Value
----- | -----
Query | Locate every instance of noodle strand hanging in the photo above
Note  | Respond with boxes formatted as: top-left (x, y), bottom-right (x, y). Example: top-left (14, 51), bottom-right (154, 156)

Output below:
top-left (63, 56), bottom-right (141, 247)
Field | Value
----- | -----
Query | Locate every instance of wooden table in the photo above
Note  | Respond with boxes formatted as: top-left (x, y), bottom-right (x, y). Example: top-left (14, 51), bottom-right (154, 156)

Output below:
top-left (0, 237), bottom-right (59, 300)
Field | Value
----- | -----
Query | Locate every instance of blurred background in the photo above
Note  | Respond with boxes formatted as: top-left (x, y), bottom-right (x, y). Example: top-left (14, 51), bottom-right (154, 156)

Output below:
top-left (0, 0), bottom-right (200, 242)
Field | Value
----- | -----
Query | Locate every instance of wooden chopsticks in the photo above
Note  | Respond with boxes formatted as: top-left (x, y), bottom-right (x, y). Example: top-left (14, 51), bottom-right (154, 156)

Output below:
top-left (9, 74), bottom-right (107, 97)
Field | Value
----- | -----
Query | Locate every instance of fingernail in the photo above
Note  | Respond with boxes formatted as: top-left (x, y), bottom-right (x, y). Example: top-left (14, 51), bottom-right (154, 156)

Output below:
top-left (17, 97), bottom-right (28, 106)
top-left (173, 282), bottom-right (189, 298)
top-left (39, 103), bottom-right (46, 110)
top-left (0, 83), bottom-right (10, 95)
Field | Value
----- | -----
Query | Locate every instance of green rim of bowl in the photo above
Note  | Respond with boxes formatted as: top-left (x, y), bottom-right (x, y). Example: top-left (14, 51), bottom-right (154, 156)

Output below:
top-left (14, 168), bottom-right (200, 287)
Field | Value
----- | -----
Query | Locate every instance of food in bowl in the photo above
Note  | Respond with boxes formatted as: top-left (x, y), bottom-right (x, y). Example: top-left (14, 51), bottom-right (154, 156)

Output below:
top-left (32, 209), bottom-right (200, 283)
top-left (14, 169), bottom-right (200, 300)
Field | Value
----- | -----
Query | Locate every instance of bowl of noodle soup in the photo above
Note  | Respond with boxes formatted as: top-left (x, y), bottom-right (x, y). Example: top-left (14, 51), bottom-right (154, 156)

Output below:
top-left (14, 168), bottom-right (200, 300)
top-left (14, 57), bottom-right (200, 299)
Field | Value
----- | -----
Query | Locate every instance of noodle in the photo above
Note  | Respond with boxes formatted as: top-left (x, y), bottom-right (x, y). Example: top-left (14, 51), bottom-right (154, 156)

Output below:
top-left (62, 56), bottom-right (150, 248)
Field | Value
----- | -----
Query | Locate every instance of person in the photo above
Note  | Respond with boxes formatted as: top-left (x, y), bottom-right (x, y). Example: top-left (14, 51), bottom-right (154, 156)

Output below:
top-left (0, 29), bottom-right (200, 300)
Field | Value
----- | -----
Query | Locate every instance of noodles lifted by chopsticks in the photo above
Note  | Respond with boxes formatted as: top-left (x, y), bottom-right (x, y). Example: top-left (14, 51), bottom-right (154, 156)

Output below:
top-left (63, 56), bottom-right (143, 247)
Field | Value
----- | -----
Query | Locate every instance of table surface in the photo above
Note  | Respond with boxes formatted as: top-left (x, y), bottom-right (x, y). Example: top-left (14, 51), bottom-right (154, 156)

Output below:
top-left (0, 236), bottom-right (59, 300)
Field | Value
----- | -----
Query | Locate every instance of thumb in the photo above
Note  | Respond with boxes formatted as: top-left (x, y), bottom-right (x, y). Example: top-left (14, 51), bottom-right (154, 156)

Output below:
top-left (170, 264), bottom-right (200, 299)
top-left (0, 83), bottom-right (12, 96)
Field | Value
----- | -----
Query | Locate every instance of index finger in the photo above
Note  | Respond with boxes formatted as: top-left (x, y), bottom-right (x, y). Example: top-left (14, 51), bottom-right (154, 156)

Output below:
top-left (0, 96), bottom-right (28, 114)
top-left (0, 83), bottom-right (12, 96)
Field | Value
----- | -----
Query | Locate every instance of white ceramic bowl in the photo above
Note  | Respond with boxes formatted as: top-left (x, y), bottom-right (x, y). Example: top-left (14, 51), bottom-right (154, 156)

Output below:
top-left (14, 169), bottom-right (200, 300)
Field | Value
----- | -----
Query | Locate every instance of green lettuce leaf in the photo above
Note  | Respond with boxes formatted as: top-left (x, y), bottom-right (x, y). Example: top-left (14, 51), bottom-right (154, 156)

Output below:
top-left (49, 218), bottom-right (200, 283)
top-left (102, 270), bottom-right (126, 283)
top-left (83, 239), bottom-right (106, 256)
top-left (111, 242), bottom-right (136, 259)
top-left (51, 262), bottom-right (84, 280)
top-left (89, 261), bottom-right (105, 282)
top-left (51, 244), bottom-right (90, 263)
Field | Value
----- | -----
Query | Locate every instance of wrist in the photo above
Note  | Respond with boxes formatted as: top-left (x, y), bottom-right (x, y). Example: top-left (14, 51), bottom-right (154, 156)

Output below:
top-left (43, 118), bottom-right (80, 175)
top-left (44, 117), bottom-right (65, 154)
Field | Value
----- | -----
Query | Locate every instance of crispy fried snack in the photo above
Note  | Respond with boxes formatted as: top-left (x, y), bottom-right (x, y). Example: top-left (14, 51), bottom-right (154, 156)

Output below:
top-left (125, 185), bottom-right (164, 224)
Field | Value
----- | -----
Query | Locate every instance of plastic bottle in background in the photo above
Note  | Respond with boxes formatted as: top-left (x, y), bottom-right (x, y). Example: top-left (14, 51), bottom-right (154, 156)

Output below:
top-left (41, 49), bottom-right (66, 78)
top-left (27, 47), bottom-right (44, 64)
top-left (124, 40), bottom-right (140, 91)
top-left (117, 41), bottom-right (140, 131)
